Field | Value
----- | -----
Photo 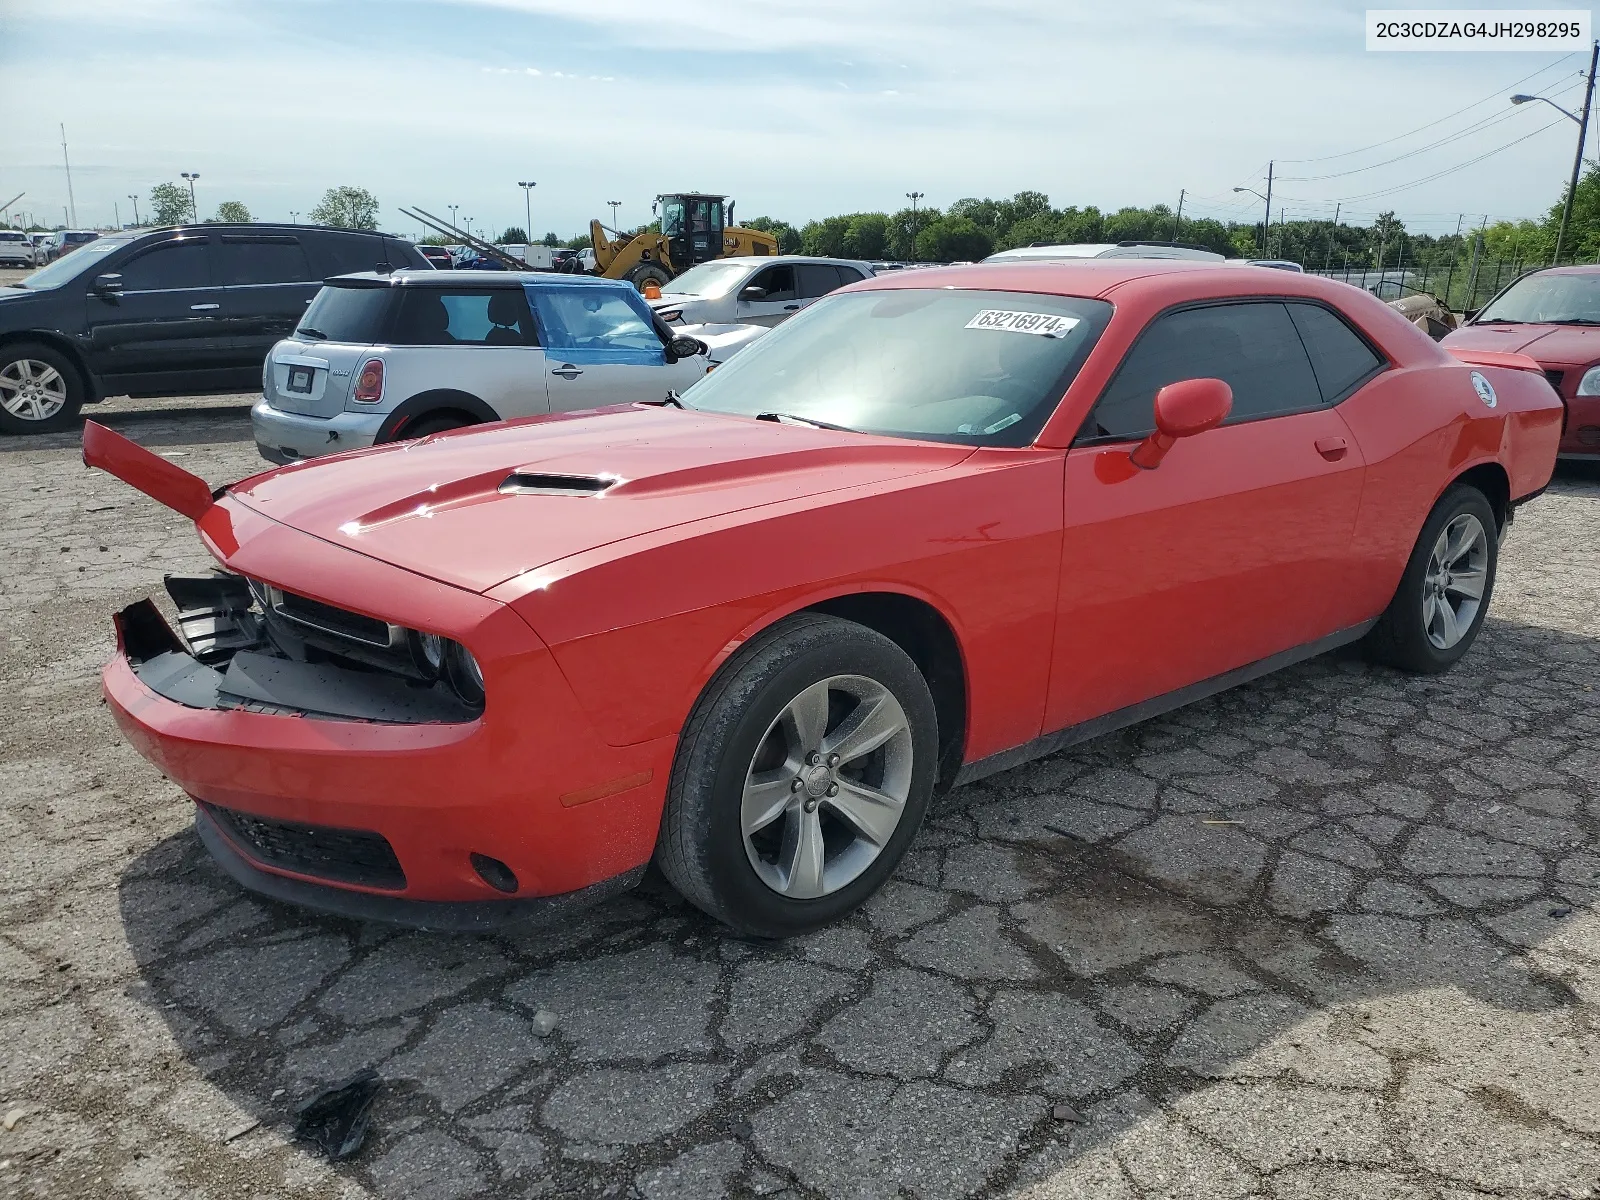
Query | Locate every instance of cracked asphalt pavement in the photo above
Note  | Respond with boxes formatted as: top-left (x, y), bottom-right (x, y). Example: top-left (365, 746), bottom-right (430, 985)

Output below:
top-left (2, 396), bottom-right (1599, 1199)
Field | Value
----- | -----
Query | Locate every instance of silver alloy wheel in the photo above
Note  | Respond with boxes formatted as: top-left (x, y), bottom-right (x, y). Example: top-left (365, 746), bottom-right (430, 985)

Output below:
top-left (0, 358), bottom-right (68, 422)
top-left (1422, 512), bottom-right (1489, 650)
top-left (740, 674), bottom-right (914, 899)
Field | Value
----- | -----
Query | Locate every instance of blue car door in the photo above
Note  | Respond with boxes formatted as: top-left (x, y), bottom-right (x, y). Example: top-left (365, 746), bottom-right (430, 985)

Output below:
top-left (529, 284), bottom-right (686, 410)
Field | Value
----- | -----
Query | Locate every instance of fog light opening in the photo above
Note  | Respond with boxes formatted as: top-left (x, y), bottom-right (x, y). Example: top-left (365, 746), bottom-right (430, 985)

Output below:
top-left (470, 853), bottom-right (519, 894)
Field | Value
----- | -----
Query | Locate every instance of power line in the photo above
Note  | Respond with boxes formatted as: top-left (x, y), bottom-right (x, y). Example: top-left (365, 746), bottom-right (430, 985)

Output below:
top-left (1277, 80), bottom-right (1583, 182)
top-left (1282, 115), bottom-right (1567, 205)
top-left (1276, 52), bottom-right (1577, 164)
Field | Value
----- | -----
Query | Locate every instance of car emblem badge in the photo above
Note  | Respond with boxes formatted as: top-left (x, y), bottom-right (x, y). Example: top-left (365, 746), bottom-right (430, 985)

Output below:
top-left (1470, 371), bottom-right (1497, 408)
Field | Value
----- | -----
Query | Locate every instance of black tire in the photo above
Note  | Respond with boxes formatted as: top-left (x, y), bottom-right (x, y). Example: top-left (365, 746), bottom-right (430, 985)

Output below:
top-left (1364, 484), bottom-right (1499, 674)
top-left (626, 261), bottom-right (673, 293)
top-left (656, 613), bottom-right (938, 938)
top-left (389, 413), bottom-right (472, 442)
top-left (0, 342), bottom-right (86, 435)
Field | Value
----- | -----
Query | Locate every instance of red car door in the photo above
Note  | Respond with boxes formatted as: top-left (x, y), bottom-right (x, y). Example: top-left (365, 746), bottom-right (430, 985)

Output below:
top-left (1045, 299), bottom-right (1373, 733)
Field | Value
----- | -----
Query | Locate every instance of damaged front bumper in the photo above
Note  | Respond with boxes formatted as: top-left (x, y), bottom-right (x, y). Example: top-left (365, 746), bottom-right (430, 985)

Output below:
top-left (105, 569), bottom-right (670, 930)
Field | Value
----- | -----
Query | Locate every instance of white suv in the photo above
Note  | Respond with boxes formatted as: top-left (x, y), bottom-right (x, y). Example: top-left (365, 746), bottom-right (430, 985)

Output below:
top-left (252, 270), bottom-right (708, 463)
top-left (0, 231), bottom-right (34, 268)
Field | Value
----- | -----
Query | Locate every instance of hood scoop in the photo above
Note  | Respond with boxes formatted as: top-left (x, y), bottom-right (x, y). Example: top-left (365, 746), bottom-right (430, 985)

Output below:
top-left (499, 472), bottom-right (620, 498)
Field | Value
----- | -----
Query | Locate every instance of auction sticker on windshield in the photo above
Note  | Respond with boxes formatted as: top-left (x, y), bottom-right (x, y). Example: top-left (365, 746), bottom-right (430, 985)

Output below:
top-left (966, 310), bottom-right (1081, 337)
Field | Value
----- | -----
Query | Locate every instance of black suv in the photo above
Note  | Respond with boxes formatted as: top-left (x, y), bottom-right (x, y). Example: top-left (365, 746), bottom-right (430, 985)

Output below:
top-left (0, 223), bottom-right (430, 434)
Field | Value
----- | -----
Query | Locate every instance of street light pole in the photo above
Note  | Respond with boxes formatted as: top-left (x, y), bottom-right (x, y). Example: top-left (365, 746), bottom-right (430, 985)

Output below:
top-left (517, 181), bottom-right (536, 242)
top-left (181, 172), bottom-right (200, 223)
top-left (128, 194), bottom-right (140, 226)
top-left (905, 191), bottom-right (924, 261)
top-left (607, 200), bottom-right (621, 230)
top-left (1560, 41), bottom-right (1599, 264)
top-left (449, 204), bottom-right (459, 234)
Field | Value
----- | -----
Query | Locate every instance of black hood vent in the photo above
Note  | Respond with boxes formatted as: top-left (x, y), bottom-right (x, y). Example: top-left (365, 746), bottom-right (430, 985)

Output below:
top-left (498, 472), bottom-right (619, 497)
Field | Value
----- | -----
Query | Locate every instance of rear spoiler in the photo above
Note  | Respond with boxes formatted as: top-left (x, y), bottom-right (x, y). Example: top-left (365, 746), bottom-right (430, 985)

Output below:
top-left (1444, 347), bottom-right (1545, 374)
top-left (82, 421), bottom-right (215, 520)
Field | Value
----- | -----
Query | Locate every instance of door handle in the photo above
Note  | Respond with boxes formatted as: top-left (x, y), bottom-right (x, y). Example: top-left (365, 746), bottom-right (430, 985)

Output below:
top-left (551, 365), bottom-right (583, 379)
top-left (783, 304), bottom-right (800, 311)
top-left (1315, 434), bottom-right (1348, 461)
top-left (189, 303), bottom-right (220, 312)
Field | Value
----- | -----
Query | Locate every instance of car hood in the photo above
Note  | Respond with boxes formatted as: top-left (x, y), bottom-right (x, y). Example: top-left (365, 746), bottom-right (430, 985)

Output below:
top-left (0, 287), bottom-right (34, 300)
top-left (226, 406), bottom-right (973, 594)
top-left (1442, 322), bottom-right (1600, 366)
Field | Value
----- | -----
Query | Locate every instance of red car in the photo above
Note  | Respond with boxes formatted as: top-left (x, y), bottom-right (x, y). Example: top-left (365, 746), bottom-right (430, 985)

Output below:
top-left (1441, 264), bottom-right (1600, 462)
top-left (86, 261), bottom-right (1562, 938)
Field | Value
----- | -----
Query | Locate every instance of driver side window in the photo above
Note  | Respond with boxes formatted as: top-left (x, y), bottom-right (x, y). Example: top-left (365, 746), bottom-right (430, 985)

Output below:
top-left (746, 265), bottom-right (796, 302)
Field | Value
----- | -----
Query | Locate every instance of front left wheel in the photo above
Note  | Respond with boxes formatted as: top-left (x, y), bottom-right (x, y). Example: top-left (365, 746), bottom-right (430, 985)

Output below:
top-left (656, 614), bottom-right (938, 938)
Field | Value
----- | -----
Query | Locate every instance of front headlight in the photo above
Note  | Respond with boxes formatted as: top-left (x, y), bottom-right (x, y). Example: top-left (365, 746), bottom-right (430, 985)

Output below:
top-left (1576, 365), bottom-right (1600, 395)
top-left (445, 642), bottom-right (485, 706)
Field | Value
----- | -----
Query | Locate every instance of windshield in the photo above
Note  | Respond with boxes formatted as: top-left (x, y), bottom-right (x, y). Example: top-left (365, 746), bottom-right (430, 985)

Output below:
top-left (661, 199), bottom-right (686, 238)
top-left (1475, 272), bottom-right (1600, 324)
top-left (680, 288), bottom-right (1111, 446)
top-left (18, 238), bottom-right (127, 290)
top-left (660, 260), bottom-right (750, 299)
top-left (296, 284), bottom-right (394, 343)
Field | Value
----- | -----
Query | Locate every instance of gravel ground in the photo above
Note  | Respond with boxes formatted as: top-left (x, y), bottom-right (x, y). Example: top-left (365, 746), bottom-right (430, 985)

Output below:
top-left (2, 398), bottom-right (1599, 1200)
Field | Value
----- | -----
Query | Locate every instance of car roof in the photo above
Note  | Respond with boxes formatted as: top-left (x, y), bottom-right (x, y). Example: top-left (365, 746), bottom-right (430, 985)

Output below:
top-left (849, 258), bottom-right (1376, 303)
top-left (328, 268), bottom-right (634, 290)
top-left (711, 255), bottom-right (874, 269)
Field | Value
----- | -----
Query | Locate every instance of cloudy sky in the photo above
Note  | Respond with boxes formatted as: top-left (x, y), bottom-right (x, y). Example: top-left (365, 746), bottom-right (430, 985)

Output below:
top-left (0, 0), bottom-right (1593, 238)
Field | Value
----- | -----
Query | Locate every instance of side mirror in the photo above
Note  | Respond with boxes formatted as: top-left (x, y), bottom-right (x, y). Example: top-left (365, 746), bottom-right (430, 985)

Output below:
top-left (92, 273), bottom-right (124, 295)
top-left (739, 286), bottom-right (767, 301)
top-left (666, 335), bottom-right (706, 362)
top-left (1129, 377), bottom-right (1232, 470)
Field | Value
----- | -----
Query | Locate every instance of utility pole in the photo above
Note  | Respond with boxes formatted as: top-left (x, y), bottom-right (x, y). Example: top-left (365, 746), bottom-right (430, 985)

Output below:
top-left (905, 192), bottom-right (924, 261)
top-left (1556, 39), bottom-right (1600, 265)
top-left (517, 181), bottom-right (536, 242)
top-left (1173, 189), bottom-right (1185, 242)
top-left (114, 201), bottom-right (120, 230)
top-left (1323, 202), bottom-right (1341, 273)
top-left (1444, 213), bottom-right (1464, 302)
top-left (128, 194), bottom-right (140, 226)
top-left (60, 124), bottom-right (77, 227)
top-left (1264, 161), bottom-right (1273, 256)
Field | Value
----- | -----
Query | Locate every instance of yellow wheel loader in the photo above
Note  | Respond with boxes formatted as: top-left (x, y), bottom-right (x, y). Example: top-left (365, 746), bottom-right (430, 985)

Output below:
top-left (589, 193), bottom-right (778, 291)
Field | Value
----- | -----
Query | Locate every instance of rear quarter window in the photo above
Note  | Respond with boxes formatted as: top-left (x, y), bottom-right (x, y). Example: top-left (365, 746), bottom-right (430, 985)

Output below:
top-left (1285, 303), bottom-right (1385, 402)
top-left (296, 285), bottom-right (393, 344)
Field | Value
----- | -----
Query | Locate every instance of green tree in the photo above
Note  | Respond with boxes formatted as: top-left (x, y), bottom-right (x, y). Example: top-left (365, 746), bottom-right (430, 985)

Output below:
top-left (843, 212), bottom-right (888, 259)
top-left (566, 233), bottom-right (593, 250)
top-left (212, 200), bottom-right (252, 223)
top-left (149, 182), bottom-right (191, 226)
top-left (914, 216), bottom-right (993, 262)
top-left (541, 231), bottom-right (560, 247)
top-left (744, 216), bottom-right (801, 254)
top-left (309, 185), bottom-right (379, 230)
top-left (500, 226), bottom-right (528, 244)
top-left (420, 235), bottom-right (451, 246)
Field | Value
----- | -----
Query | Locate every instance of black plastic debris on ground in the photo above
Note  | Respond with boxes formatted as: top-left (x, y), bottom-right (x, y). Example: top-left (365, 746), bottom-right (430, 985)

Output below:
top-left (294, 1069), bottom-right (382, 1160)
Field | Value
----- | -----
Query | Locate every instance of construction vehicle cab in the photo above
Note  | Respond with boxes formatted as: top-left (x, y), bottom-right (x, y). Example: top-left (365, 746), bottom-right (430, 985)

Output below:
top-left (588, 192), bottom-right (777, 292)
top-left (659, 194), bottom-right (727, 271)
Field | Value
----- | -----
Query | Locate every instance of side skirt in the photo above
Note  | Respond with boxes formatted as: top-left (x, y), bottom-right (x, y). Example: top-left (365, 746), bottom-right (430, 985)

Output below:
top-left (952, 620), bottom-right (1378, 788)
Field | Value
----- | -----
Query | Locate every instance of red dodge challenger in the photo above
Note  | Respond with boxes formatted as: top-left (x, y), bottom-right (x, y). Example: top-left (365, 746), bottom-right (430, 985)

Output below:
top-left (1441, 263), bottom-right (1600, 462)
top-left (87, 261), bottom-right (1563, 938)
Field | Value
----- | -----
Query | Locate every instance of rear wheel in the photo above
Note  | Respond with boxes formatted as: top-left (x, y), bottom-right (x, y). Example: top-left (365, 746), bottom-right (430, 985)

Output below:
top-left (656, 614), bottom-right (938, 938)
top-left (1364, 484), bottom-right (1498, 674)
top-left (0, 343), bottom-right (85, 435)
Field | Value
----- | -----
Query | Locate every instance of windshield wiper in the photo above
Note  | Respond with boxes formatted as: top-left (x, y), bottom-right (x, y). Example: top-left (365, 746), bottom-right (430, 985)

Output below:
top-left (1470, 317), bottom-right (1519, 324)
top-left (645, 390), bottom-right (684, 408)
top-left (296, 327), bottom-right (328, 340)
top-left (755, 411), bottom-right (856, 433)
top-left (1550, 318), bottom-right (1600, 326)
